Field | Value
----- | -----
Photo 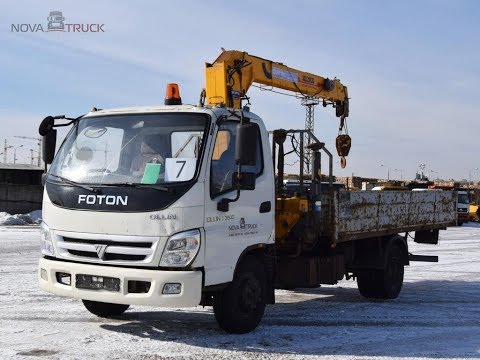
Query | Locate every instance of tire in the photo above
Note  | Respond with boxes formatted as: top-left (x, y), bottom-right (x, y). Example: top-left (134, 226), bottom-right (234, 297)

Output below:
top-left (458, 222), bottom-right (464, 226)
top-left (357, 269), bottom-right (383, 298)
top-left (213, 255), bottom-right (266, 334)
top-left (82, 300), bottom-right (129, 317)
top-left (357, 243), bottom-right (404, 299)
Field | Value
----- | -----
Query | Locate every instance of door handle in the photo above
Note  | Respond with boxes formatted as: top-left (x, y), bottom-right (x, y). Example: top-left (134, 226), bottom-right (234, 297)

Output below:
top-left (259, 201), bottom-right (271, 213)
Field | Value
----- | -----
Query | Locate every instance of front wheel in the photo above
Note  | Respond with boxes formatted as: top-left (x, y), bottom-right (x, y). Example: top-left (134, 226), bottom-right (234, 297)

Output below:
top-left (82, 300), bottom-right (129, 317)
top-left (357, 243), bottom-right (404, 299)
top-left (213, 255), bottom-right (266, 334)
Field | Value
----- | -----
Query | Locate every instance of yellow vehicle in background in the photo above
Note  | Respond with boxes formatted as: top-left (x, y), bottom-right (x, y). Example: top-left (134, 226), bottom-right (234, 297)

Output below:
top-left (469, 189), bottom-right (480, 222)
top-left (470, 204), bottom-right (480, 222)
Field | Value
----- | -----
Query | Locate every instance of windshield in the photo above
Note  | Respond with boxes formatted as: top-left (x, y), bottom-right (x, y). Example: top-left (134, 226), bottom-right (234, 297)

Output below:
top-left (458, 193), bottom-right (470, 204)
top-left (49, 113), bottom-right (209, 185)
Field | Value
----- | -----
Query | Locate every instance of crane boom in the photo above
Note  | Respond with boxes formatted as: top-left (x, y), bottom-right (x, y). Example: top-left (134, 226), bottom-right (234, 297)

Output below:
top-left (205, 50), bottom-right (349, 119)
top-left (204, 49), bottom-right (351, 166)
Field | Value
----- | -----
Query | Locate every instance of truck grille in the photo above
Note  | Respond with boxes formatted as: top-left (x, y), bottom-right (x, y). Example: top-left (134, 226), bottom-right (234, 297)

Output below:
top-left (54, 233), bottom-right (160, 265)
top-left (66, 249), bottom-right (147, 261)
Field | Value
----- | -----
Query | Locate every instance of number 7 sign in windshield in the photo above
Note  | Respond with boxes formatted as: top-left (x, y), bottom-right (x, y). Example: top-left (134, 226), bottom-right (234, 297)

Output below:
top-left (165, 158), bottom-right (197, 182)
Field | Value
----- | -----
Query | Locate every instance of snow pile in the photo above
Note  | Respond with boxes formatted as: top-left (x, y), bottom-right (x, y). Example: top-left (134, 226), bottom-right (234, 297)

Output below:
top-left (0, 210), bottom-right (42, 226)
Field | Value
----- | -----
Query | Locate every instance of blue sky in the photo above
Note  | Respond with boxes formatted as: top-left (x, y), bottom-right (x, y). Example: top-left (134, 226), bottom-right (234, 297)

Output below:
top-left (1, 0), bottom-right (479, 180)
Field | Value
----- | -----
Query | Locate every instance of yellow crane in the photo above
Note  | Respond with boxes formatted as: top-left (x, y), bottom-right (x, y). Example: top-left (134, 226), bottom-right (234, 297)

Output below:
top-left (203, 49), bottom-right (351, 165)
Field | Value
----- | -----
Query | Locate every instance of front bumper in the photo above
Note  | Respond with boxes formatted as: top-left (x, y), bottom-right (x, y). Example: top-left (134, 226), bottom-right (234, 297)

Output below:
top-left (38, 258), bottom-right (202, 307)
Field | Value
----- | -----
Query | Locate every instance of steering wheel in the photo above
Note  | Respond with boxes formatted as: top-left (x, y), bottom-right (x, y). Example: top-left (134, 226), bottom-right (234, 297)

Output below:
top-left (88, 169), bottom-right (111, 173)
top-left (147, 157), bottom-right (161, 164)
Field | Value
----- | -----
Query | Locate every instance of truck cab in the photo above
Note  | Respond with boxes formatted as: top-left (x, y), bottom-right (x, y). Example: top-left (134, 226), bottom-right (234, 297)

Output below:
top-left (39, 103), bottom-right (275, 332)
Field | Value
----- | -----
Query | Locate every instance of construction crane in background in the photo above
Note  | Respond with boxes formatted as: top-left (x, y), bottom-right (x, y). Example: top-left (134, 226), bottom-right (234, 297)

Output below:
top-left (3, 140), bottom-right (13, 163)
top-left (204, 49), bottom-right (351, 172)
top-left (301, 96), bottom-right (320, 173)
top-left (14, 136), bottom-right (42, 166)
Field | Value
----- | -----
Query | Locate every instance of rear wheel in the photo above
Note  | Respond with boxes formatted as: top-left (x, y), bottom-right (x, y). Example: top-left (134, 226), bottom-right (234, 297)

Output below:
top-left (357, 243), bottom-right (404, 299)
top-left (357, 269), bottom-right (383, 298)
top-left (82, 300), bottom-right (129, 317)
top-left (213, 255), bottom-right (266, 334)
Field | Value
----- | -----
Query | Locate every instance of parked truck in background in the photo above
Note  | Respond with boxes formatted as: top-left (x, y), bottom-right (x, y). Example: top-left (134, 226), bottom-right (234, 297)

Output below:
top-left (37, 50), bottom-right (456, 333)
top-left (457, 190), bottom-right (470, 225)
top-left (428, 185), bottom-right (469, 225)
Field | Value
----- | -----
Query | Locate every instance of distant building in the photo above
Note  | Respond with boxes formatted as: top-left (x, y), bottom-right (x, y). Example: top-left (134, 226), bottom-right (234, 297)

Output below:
top-left (0, 164), bottom-right (43, 214)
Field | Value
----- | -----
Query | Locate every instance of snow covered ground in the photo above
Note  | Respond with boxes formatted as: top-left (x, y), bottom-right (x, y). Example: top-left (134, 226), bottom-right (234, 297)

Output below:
top-left (0, 225), bottom-right (479, 359)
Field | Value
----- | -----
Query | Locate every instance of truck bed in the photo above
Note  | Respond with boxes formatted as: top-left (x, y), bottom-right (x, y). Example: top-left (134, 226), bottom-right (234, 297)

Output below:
top-left (322, 190), bottom-right (456, 242)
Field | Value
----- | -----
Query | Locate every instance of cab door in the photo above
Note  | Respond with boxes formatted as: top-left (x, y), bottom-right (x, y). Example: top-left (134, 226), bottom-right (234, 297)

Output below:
top-left (203, 119), bottom-right (274, 286)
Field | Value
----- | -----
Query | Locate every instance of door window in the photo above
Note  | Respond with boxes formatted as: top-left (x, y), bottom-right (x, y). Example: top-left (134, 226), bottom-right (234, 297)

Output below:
top-left (210, 122), bottom-right (263, 197)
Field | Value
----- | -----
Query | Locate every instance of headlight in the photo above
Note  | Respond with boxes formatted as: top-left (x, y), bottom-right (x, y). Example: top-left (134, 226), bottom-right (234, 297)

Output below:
top-left (40, 222), bottom-right (55, 256)
top-left (160, 229), bottom-right (200, 267)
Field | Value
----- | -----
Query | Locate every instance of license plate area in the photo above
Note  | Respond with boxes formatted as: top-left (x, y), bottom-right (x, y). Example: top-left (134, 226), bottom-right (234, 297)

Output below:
top-left (76, 274), bottom-right (120, 292)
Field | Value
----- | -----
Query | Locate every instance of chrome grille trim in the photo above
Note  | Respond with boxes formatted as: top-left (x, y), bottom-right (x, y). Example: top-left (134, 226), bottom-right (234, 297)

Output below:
top-left (52, 230), bottom-right (163, 266)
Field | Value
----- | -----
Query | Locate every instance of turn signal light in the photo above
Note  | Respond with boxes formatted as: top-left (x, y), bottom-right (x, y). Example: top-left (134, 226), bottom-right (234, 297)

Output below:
top-left (165, 83), bottom-right (182, 105)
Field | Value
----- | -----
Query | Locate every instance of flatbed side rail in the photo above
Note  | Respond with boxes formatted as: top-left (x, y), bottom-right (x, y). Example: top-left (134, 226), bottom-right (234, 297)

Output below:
top-left (327, 190), bottom-right (456, 243)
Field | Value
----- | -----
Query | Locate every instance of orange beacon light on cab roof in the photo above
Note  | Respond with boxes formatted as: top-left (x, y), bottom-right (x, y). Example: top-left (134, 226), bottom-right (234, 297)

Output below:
top-left (165, 83), bottom-right (182, 105)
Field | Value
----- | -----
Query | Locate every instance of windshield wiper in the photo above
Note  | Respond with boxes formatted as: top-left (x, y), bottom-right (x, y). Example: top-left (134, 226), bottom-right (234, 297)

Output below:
top-left (116, 182), bottom-right (174, 193)
top-left (48, 174), bottom-right (99, 193)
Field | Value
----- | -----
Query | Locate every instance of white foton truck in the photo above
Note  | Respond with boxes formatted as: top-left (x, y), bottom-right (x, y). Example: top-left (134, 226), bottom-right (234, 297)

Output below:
top-left (38, 52), bottom-right (456, 333)
top-left (38, 100), bottom-right (456, 333)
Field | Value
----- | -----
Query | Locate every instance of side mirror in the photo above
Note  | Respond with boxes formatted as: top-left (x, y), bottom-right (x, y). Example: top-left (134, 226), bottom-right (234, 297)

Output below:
top-left (232, 172), bottom-right (256, 190)
top-left (39, 116), bottom-right (55, 136)
top-left (235, 122), bottom-right (258, 166)
top-left (42, 130), bottom-right (57, 165)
